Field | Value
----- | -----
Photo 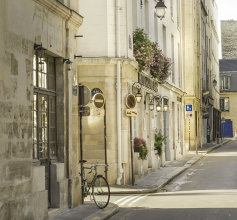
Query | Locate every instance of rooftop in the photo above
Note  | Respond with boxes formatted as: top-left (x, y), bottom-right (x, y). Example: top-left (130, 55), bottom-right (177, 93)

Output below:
top-left (219, 59), bottom-right (237, 72)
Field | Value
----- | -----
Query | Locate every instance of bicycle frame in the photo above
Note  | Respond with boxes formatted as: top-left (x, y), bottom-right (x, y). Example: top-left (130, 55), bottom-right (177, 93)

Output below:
top-left (81, 166), bottom-right (98, 196)
top-left (81, 164), bottom-right (108, 197)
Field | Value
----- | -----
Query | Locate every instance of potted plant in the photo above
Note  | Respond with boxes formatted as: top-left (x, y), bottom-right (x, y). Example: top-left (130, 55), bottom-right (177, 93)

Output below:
top-left (154, 132), bottom-right (166, 156)
top-left (133, 137), bottom-right (148, 160)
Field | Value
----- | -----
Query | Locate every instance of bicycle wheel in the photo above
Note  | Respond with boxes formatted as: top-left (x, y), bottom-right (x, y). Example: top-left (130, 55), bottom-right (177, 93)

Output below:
top-left (92, 175), bottom-right (110, 209)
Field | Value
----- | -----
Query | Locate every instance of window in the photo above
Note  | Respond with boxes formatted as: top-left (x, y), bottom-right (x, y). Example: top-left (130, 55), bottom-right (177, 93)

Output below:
top-left (177, 0), bottom-right (180, 28)
top-left (170, 0), bottom-right (174, 18)
top-left (32, 53), bottom-right (57, 160)
top-left (220, 97), bottom-right (229, 112)
top-left (145, 0), bottom-right (149, 34)
top-left (154, 13), bottom-right (158, 42)
top-left (178, 43), bottom-right (182, 88)
top-left (162, 25), bottom-right (167, 56)
top-left (220, 76), bottom-right (230, 90)
top-left (171, 34), bottom-right (175, 83)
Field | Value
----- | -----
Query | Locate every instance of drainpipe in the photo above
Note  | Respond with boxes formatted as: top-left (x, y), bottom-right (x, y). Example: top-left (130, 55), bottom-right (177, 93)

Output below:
top-left (116, 0), bottom-right (123, 185)
top-left (65, 11), bottom-right (72, 208)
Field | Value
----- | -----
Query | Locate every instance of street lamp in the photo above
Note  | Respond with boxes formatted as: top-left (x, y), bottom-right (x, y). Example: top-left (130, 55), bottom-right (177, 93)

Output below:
top-left (155, 0), bottom-right (167, 20)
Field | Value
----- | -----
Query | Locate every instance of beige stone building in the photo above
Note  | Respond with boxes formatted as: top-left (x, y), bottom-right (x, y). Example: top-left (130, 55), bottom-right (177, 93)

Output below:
top-left (0, 0), bottom-right (83, 219)
top-left (182, 0), bottom-right (220, 150)
top-left (77, 0), bottom-right (186, 186)
top-left (220, 21), bottom-right (237, 137)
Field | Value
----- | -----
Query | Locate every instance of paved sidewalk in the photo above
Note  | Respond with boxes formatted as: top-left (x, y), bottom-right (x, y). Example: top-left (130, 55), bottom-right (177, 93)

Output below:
top-left (49, 139), bottom-right (232, 220)
top-left (49, 203), bottom-right (119, 220)
top-left (109, 139), bottom-right (232, 194)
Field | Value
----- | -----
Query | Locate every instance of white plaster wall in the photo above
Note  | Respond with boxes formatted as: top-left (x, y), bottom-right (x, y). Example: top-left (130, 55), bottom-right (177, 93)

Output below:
top-left (78, 0), bottom-right (133, 58)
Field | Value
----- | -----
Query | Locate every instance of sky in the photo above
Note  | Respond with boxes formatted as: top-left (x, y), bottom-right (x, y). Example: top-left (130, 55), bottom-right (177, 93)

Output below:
top-left (216, 0), bottom-right (237, 20)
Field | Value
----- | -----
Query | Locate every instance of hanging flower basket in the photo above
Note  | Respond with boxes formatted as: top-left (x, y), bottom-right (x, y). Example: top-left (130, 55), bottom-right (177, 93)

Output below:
top-left (133, 28), bottom-right (172, 83)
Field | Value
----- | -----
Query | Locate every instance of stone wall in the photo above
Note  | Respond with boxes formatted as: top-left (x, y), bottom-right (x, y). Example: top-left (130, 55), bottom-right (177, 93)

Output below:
top-left (0, 0), bottom-right (83, 219)
top-left (221, 20), bottom-right (237, 59)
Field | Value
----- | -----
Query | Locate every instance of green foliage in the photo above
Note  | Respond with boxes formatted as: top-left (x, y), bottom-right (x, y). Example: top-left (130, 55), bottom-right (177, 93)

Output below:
top-left (139, 144), bottom-right (148, 160)
top-left (154, 132), bottom-right (166, 156)
top-left (133, 137), bottom-right (148, 160)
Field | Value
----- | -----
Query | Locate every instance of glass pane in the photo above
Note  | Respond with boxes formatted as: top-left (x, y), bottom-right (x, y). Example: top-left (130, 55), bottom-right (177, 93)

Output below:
top-left (48, 75), bottom-right (55, 91)
top-left (39, 128), bottom-right (42, 141)
top-left (33, 70), bottom-right (37, 86)
top-left (38, 72), bottom-right (42, 87)
top-left (40, 143), bottom-right (48, 159)
top-left (50, 114), bottom-right (55, 127)
top-left (42, 128), bottom-right (48, 142)
top-left (42, 73), bottom-right (47, 89)
top-left (33, 144), bottom-right (38, 159)
top-left (33, 94), bottom-right (37, 110)
top-left (49, 97), bottom-right (55, 112)
top-left (33, 111), bottom-right (37, 126)
top-left (33, 127), bottom-right (37, 143)
top-left (33, 55), bottom-right (37, 70)
top-left (42, 112), bottom-right (47, 127)
top-left (50, 143), bottom-right (56, 158)
top-left (50, 128), bottom-right (55, 142)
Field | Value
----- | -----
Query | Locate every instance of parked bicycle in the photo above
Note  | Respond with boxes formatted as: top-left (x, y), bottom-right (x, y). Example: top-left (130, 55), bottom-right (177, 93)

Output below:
top-left (79, 160), bottom-right (110, 209)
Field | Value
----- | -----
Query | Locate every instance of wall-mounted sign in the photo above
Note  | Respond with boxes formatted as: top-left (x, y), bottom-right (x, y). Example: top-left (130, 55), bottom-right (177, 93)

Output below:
top-left (78, 85), bottom-right (91, 106)
top-left (92, 93), bottom-right (105, 109)
top-left (185, 104), bottom-right (192, 112)
top-left (126, 109), bottom-right (138, 117)
top-left (126, 94), bottom-right (136, 109)
top-left (185, 104), bottom-right (193, 119)
top-left (79, 106), bottom-right (90, 116)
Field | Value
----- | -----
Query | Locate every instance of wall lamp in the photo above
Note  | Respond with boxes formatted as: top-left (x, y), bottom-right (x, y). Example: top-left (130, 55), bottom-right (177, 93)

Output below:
top-left (63, 58), bottom-right (72, 71)
top-left (132, 82), bottom-right (143, 103)
top-left (155, 0), bottom-right (167, 20)
top-left (213, 79), bottom-right (217, 87)
top-left (146, 93), bottom-right (159, 111)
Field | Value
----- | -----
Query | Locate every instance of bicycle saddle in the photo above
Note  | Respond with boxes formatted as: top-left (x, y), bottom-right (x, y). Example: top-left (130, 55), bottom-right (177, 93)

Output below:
top-left (79, 160), bottom-right (87, 163)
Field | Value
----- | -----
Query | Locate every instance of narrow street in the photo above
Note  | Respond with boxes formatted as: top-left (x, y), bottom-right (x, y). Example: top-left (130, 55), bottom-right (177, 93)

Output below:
top-left (109, 140), bottom-right (237, 220)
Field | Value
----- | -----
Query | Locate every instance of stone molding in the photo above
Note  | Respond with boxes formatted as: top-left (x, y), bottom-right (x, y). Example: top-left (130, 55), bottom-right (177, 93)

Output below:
top-left (33, 0), bottom-right (83, 27)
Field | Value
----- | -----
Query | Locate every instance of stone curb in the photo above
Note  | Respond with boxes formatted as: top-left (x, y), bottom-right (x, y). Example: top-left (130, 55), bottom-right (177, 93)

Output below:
top-left (110, 140), bottom-right (232, 195)
top-left (83, 203), bottom-right (119, 220)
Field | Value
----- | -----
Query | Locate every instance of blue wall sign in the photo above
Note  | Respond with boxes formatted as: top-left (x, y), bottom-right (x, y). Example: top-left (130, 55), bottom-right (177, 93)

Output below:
top-left (185, 104), bottom-right (192, 112)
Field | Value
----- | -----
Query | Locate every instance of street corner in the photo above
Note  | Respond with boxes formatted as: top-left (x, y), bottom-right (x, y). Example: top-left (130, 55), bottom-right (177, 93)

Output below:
top-left (84, 203), bottom-right (119, 220)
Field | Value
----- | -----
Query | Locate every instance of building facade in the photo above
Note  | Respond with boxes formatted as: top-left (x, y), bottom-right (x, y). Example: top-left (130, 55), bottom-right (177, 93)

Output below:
top-left (219, 59), bottom-right (237, 137)
top-left (77, 0), bottom-right (185, 185)
top-left (182, 0), bottom-right (220, 150)
top-left (0, 0), bottom-right (83, 219)
top-left (219, 20), bottom-right (237, 138)
top-left (200, 0), bottom-right (220, 144)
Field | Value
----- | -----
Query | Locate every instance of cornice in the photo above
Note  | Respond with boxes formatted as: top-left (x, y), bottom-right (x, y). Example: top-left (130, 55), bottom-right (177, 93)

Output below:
top-left (76, 57), bottom-right (137, 66)
top-left (160, 82), bottom-right (186, 96)
top-left (33, 0), bottom-right (83, 27)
